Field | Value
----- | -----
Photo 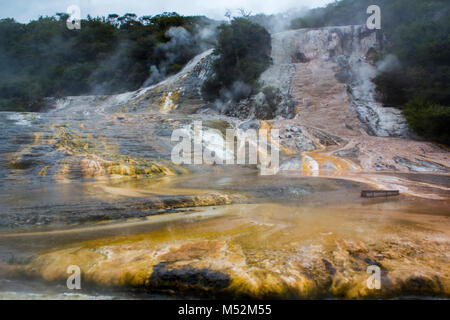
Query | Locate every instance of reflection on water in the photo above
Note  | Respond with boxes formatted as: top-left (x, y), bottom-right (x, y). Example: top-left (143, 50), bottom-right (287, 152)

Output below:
top-left (0, 171), bottom-right (449, 299)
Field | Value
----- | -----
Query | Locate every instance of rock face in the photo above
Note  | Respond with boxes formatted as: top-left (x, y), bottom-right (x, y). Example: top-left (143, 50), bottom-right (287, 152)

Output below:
top-left (256, 25), bottom-right (449, 181)
top-left (220, 91), bottom-right (296, 120)
top-left (261, 25), bottom-right (408, 137)
top-left (208, 26), bottom-right (405, 123)
top-left (42, 25), bottom-right (408, 134)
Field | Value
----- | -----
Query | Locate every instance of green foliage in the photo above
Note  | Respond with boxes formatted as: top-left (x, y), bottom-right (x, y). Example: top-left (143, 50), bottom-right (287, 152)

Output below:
top-left (0, 13), bottom-right (215, 111)
top-left (289, 0), bottom-right (450, 145)
top-left (202, 18), bottom-right (271, 101)
top-left (403, 101), bottom-right (450, 145)
top-left (372, 71), bottom-right (410, 108)
top-left (201, 78), bottom-right (223, 102)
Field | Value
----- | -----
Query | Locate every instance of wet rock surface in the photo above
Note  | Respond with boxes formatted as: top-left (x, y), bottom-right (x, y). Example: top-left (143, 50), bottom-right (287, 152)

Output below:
top-left (0, 192), bottom-right (234, 229)
top-left (6, 202), bottom-right (449, 299)
top-left (257, 25), bottom-right (449, 185)
top-left (394, 157), bottom-right (448, 173)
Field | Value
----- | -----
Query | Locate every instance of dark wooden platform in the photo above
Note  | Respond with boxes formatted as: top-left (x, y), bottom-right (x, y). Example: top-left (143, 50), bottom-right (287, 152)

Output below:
top-left (361, 190), bottom-right (400, 198)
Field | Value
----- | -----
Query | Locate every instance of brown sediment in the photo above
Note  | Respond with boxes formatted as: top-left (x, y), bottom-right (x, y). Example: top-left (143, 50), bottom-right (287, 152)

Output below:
top-left (11, 202), bottom-right (450, 299)
top-left (291, 59), bottom-right (367, 138)
top-left (53, 160), bottom-right (72, 183)
top-left (48, 126), bottom-right (183, 181)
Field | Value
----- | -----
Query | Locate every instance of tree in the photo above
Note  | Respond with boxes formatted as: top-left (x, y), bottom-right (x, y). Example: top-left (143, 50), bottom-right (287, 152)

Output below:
top-left (202, 18), bottom-right (271, 101)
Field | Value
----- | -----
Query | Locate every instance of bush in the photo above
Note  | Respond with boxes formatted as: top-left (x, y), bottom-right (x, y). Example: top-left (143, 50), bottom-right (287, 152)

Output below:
top-left (201, 78), bottom-right (222, 101)
top-left (202, 18), bottom-right (271, 101)
top-left (373, 70), bottom-right (410, 108)
top-left (403, 101), bottom-right (450, 145)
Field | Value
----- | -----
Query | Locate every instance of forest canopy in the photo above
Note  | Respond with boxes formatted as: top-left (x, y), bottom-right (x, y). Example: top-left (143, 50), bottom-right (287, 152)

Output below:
top-left (202, 17), bottom-right (272, 102)
top-left (0, 12), bottom-right (217, 111)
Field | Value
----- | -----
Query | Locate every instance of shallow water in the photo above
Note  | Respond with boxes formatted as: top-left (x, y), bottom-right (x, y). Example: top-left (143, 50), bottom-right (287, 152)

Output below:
top-left (0, 168), bottom-right (449, 299)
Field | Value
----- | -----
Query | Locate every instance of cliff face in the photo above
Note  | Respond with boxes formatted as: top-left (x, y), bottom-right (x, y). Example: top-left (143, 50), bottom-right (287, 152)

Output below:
top-left (11, 24), bottom-right (450, 183)
top-left (261, 25), bottom-right (408, 137)
top-left (256, 26), bottom-right (449, 184)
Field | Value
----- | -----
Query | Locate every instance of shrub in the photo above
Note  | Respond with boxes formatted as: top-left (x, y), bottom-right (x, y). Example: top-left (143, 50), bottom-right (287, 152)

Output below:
top-left (202, 18), bottom-right (271, 101)
top-left (373, 70), bottom-right (410, 108)
top-left (403, 101), bottom-right (450, 145)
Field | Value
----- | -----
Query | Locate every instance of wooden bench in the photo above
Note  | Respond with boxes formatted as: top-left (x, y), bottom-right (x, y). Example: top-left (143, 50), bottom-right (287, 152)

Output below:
top-left (361, 190), bottom-right (400, 198)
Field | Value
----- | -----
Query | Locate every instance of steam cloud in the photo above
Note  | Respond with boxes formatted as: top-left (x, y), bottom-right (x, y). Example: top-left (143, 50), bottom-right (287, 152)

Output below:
top-left (376, 54), bottom-right (401, 73)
